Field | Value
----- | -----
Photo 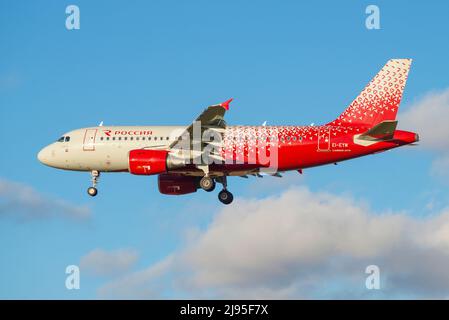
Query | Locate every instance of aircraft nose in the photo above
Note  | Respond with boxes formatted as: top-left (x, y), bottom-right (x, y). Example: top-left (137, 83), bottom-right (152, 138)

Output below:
top-left (37, 146), bottom-right (51, 165)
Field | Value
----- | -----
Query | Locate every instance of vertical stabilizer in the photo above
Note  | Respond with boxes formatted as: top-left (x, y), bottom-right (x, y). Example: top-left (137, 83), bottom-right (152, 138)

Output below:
top-left (328, 59), bottom-right (412, 127)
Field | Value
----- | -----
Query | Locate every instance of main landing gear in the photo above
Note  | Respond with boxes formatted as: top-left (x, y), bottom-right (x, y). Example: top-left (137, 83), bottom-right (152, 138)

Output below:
top-left (215, 176), bottom-right (233, 205)
top-left (197, 164), bottom-right (233, 204)
top-left (218, 189), bottom-right (233, 205)
top-left (199, 176), bottom-right (216, 192)
top-left (198, 175), bottom-right (233, 205)
top-left (87, 170), bottom-right (100, 197)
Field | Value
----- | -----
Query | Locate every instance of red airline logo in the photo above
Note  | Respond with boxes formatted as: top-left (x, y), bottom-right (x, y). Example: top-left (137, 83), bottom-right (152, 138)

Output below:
top-left (103, 130), bottom-right (153, 136)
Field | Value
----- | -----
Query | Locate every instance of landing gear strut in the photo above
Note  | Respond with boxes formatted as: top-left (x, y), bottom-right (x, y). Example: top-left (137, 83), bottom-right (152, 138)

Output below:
top-left (199, 176), bottom-right (216, 192)
top-left (216, 176), bottom-right (233, 205)
top-left (87, 170), bottom-right (100, 197)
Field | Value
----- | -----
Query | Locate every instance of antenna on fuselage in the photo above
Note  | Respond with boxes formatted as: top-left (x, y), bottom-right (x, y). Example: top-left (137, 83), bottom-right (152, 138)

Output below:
top-left (98, 121), bottom-right (104, 127)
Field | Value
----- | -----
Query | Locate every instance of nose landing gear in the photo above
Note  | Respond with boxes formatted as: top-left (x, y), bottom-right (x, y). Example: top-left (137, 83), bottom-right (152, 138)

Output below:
top-left (87, 187), bottom-right (97, 196)
top-left (87, 170), bottom-right (100, 197)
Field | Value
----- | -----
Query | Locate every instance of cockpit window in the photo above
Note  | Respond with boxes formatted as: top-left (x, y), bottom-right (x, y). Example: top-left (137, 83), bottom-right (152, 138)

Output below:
top-left (57, 137), bottom-right (64, 142)
top-left (65, 136), bottom-right (70, 142)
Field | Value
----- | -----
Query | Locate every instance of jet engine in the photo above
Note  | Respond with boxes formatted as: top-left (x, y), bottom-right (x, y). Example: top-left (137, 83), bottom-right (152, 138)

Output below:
top-left (128, 149), bottom-right (185, 175)
top-left (158, 174), bottom-right (199, 195)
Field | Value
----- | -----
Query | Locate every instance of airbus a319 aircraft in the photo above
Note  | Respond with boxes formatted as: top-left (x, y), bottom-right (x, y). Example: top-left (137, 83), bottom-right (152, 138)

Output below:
top-left (38, 59), bottom-right (418, 204)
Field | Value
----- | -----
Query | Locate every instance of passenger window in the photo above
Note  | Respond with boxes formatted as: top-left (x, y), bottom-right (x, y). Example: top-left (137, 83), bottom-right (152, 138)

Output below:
top-left (142, 137), bottom-right (145, 141)
top-left (100, 137), bottom-right (104, 141)
top-left (106, 137), bottom-right (110, 141)
top-left (124, 137), bottom-right (127, 140)
top-left (166, 137), bottom-right (169, 140)
top-left (160, 137), bottom-right (163, 141)
top-left (136, 137), bottom-right (140, 141)
top-left (118, 137), bottom-right (122, 141)
top-left (130, 137), bottom-right (133, 140)
top-left (112, 137), bottom-right (116, 141)
top-left (148, 137), bottom-right (151, 140)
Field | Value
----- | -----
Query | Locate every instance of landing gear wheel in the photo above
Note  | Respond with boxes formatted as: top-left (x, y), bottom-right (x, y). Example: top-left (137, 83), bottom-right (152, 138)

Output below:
top-left (200, 176), bottom-right (216, 192)
top-left (87, 187), bottom-right (98, 197)
top-left (88, 170), bottom-right (100, 197)
top-left (218, 190), bottom-right (233, 205)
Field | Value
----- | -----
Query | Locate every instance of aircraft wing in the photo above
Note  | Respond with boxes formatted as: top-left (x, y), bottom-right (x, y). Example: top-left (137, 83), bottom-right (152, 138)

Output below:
top-left (169, 98), bottom-right (233, 150)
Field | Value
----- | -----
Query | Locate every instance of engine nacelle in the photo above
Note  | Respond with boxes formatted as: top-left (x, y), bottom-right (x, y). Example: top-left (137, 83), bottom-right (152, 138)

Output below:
top-left (158, 174), bottom-right (199, 195)
top-left (128, 149), bottom-right (185, 175)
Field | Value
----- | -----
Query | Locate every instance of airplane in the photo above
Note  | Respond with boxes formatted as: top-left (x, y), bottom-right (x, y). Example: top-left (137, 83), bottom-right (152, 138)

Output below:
top-left (37, 59), bottom-right (419, 205)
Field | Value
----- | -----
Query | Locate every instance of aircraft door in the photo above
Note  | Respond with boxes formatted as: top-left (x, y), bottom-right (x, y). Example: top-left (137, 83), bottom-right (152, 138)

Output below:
top-left (317, 127), bottom-right (331, 151)
top-left (83, 129), bottom-right (97, 151)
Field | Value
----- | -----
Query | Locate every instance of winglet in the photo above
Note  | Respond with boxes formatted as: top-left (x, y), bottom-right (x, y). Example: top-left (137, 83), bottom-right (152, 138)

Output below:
top-left (220, 98), bottom-right (233, 110)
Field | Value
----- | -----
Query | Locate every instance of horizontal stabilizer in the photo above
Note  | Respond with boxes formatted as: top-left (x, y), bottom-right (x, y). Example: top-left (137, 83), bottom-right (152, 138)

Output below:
top-left (358, 120), bottom-right (398, 141)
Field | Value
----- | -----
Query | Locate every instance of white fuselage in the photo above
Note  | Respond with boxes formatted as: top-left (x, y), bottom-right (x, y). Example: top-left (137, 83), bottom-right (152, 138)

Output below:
top-left (37, 126), bottom-right (184, 172)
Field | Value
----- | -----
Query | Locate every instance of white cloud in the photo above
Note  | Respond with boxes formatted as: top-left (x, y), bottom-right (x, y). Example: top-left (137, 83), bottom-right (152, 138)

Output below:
top-left (98, 187), bottom-right (449, 299)
top-left (0, 178), bottom-right (90, 221)
top-left (400, 88), bottom-right (449, 177)
top-left (400, 88), bottom-right (449, 150)
top-left (80, 248), bottom-right (139, 277)
top-left (98, 256), bottom-right (173, 298)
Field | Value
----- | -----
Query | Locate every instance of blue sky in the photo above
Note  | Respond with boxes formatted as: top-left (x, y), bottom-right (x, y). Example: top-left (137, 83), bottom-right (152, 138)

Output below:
top-left (1, 0), bottom-right (449, 299)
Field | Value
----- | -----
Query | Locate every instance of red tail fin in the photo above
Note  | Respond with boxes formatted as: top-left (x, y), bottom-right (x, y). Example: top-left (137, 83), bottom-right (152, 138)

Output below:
top-left (328, 59), bottom-right (412, 127)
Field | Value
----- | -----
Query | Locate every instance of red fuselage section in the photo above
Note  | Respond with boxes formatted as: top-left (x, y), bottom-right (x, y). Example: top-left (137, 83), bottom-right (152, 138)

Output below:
top-left (200, 125), bottom-right (419, 173)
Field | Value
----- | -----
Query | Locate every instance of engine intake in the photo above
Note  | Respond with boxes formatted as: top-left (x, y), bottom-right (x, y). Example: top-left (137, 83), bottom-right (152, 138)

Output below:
top-left (128, 149), bottom-right (185, 175)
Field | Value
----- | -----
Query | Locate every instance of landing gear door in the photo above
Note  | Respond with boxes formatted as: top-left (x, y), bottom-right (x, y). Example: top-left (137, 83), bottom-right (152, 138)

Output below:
top-left (83, 129), bottom-right (97, 151)
top-left (317, 127), bottom-right (331, 152)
